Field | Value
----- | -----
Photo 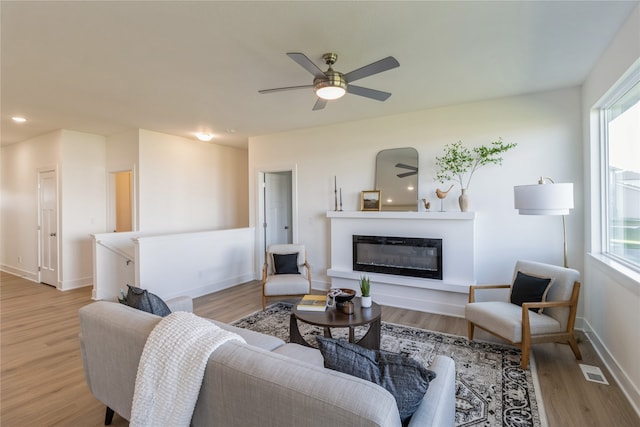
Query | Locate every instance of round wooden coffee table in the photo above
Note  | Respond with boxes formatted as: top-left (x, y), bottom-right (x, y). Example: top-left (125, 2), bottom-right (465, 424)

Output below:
top-left (290, 298), bottom-right (381, 350)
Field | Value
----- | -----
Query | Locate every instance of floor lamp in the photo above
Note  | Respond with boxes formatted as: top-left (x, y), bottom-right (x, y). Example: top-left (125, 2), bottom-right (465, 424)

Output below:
top-left (513, 177), bottom-right (574, 268)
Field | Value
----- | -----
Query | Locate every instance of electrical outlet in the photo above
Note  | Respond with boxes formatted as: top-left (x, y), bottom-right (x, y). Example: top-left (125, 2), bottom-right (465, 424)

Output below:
top-left (18, 256), bottom-right (22, 264)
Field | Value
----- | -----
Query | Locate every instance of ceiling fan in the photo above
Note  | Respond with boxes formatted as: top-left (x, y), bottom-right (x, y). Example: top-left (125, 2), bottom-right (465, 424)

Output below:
top-left (259, 52), bottom-right (400, 110)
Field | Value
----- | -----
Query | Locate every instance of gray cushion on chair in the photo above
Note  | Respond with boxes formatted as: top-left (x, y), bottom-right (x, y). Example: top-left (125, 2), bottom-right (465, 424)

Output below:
top-left (465, 301), bottom-right (562, 343)
top-left (316, 336), bottom-right (435, 424)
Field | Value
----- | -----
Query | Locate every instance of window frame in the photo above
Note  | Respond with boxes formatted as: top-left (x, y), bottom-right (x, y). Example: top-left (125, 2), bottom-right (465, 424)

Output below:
top-left (596, 64), bottom-right (640, 274)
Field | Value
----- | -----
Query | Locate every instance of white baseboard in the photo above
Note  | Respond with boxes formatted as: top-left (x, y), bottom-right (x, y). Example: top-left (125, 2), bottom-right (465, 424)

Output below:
top-left (1, 265), bottom-right (38, 282)
top-left (59, 277), bottom-right (93, 291)
top-left (170, 273), bottom-right (256, 301)
top-left (580, 318), bottom-right (640, 419)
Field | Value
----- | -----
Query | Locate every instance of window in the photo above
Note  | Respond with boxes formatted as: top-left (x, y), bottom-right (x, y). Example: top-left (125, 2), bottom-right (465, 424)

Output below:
top-left (601, 77), bottom-right (640, 271)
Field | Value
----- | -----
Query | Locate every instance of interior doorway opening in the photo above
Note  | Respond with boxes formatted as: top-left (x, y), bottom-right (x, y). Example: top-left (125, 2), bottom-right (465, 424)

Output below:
top-left (264, 171), bottom-right (293, 249)
top-left (256, 167), bottom-right (297, 277)
top-left (109, 170), bottom-right (134, 233)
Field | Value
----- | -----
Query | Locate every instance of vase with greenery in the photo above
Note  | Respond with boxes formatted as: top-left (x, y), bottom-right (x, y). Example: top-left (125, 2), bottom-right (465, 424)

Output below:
top-left (359, 276), bottom-right (372, 308)
top-left (435, 138), bottom-right (516, 211)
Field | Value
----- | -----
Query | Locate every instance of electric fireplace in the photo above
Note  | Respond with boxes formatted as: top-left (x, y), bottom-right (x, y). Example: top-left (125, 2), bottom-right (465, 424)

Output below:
top-left (352, 235), bottom-right (443, 280)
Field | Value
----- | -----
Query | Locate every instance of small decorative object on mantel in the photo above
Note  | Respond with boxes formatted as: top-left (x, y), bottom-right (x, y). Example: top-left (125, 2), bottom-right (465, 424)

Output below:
top-left (360, 276), bottom-right (372, 308)
top-left (435, 138), bottom-right (517, 212)
top-left (421, 198), bottom-right (431, 211)
top-left (435, 184), bottom-right (454, 212)
top-left (334, 176), bottom-right (338, 211)
top-left (360, 190), bottom-right (381, 211)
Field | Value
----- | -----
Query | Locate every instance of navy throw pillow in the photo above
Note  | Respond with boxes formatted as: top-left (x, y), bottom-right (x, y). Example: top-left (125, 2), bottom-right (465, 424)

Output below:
top-left (125, 285), bottom-right (171, 317)
top-left (316, 336), bottom-right (435, 424)
top-left (273, 253), bottom-right (299, 274)
top-left (510, 271), bottom-right (553, 313)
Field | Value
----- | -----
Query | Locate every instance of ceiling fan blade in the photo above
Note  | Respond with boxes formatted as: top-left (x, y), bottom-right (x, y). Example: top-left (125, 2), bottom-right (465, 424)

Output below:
top-left (287, 52), bottom-right (325, 79)
top-left (347, 85), bottom-right (392, 101)
top-left (258, 85), bottom-right (314, 94)
top-left (395, 163), bottom-right (418, 171)
top-left (312, 98), bottom-right (327, 111)
top-left (344, 56), bottom-right (399, 83)
top-left (397, 171), bottom-right (417, 178)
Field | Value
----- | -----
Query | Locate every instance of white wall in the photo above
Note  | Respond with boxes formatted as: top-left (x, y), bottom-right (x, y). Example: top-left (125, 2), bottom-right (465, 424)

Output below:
top-left (2, 127), bottom-right (249, 291)
top-left (134, 228), bottom-right (255, 301)
top-left (249, 87), bottom-right (583, 291)
top-left (582, 3), bottom-right (640, 415)
top-left (138, 129), bottom-right (248, 233)
top-left (60, 130), bottom-right (107, 289)
top-left (1, 131), bottom-right (62, 281)
top-left (0, 130), bottom-right (108, 289)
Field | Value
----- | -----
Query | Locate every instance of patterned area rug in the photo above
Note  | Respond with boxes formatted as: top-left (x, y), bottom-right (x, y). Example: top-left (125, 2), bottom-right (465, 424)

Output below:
top-left (232, 303), bottom-right (544, 427)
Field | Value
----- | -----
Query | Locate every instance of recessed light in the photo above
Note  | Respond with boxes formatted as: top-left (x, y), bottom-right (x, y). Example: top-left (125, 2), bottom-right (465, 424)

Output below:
top-left (12, 116), bottom-right (27, 123)
top-left (195, 132), bottom-right (214, 142)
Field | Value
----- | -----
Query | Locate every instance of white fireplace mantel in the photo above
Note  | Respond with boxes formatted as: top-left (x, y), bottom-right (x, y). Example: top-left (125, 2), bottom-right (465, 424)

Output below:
top-left (326, 210), bottom-right (476, 317)
top-left (326, 211), bottom-right (475, 221)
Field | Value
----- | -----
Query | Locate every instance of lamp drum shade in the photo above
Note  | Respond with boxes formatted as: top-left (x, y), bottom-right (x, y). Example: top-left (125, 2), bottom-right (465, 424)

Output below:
top-left (514, 183), bottom-right (574, 215)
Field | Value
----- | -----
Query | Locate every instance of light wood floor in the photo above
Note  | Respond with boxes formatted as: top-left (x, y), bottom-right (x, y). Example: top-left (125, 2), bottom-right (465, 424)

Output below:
top-left (1, 271), bottom-right (638, 426)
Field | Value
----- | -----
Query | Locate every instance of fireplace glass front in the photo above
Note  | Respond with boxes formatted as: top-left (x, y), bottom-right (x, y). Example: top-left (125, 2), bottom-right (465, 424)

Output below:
top-left (352, 235), bottom-right (442, 280)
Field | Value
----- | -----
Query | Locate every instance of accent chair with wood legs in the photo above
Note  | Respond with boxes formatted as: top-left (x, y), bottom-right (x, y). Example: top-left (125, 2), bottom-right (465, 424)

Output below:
top-left (262, 244), bottom-right (312, 310)
top-left (465, 260), bottom-right (582, 369)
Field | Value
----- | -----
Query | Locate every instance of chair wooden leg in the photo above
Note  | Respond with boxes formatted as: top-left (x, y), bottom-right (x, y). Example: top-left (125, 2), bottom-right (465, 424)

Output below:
top-left (520, 332), bottom-right (532, 369)
top-left (105, 406), bottom-right (114, 425)
top-left (262, 295), bottom-right (266, 311)
top-left (568, 334), bottom-right (583, 360)
top-left (467, 321), bottom-right (475, 340)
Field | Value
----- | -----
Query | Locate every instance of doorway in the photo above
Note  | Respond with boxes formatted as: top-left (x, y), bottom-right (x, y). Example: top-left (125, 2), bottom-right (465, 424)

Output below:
top-left (264, 171), bottom-right (293, 249)
top-left (38, 169), bottom-right (58, 287)
top-left (109, 170), bottom-right (134, 232)
top-left (257, 168), bottom-right (297, 275)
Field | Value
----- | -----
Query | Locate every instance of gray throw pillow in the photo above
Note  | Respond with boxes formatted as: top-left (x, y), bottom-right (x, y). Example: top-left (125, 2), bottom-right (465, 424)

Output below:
top-left (316, 336), bottom-right (435, 423)
top-left (125, 285), bottom-right (171, 317)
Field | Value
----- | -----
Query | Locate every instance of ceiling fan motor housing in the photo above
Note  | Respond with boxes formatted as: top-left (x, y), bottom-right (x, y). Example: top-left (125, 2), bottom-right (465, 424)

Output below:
top-left (314, 70), bottom-right (347, 92)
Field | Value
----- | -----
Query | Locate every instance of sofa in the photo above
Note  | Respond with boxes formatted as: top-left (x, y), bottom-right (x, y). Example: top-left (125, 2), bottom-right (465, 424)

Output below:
top-left (78, 297), bottom-right (456, 426)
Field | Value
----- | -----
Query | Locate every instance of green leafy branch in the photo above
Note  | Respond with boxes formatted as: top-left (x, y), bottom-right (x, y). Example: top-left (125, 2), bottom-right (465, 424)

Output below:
top-left (435, 138), bottom-right (516, 190)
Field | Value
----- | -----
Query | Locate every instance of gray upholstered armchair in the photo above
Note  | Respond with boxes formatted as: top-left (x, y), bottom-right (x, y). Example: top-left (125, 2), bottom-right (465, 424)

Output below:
top-left (262, 244), bottom-right (311, 310)
top-left (465, 260), bottom-right (582, 369)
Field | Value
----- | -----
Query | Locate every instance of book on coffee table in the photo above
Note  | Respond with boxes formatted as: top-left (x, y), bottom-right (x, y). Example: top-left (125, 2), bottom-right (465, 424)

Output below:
top-left (296, 294), bottom-right (327, 311)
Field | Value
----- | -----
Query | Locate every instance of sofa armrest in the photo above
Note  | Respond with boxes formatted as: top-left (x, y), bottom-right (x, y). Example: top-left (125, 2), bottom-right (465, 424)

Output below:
top-left (408, 355), bottom-right (456, 427)
top-left (165, 296), bottom-right (193, 313)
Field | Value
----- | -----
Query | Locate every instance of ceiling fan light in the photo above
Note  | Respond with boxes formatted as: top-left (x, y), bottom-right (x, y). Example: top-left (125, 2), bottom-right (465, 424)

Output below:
top-left (315, 85), bottom-right (346, 100)
top-left (314, 71), bottom-right (347, 100)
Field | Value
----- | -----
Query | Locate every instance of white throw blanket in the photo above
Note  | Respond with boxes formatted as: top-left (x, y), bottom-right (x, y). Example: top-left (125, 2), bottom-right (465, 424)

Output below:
top-left (130, 311), bottom-right (245, 427)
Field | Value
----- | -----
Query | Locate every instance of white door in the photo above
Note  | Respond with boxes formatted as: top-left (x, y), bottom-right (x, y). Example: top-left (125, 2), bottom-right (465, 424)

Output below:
top-left (264, 171), bottom-right (292, 249)
top-left (39, 170), bottom-right (58, 287)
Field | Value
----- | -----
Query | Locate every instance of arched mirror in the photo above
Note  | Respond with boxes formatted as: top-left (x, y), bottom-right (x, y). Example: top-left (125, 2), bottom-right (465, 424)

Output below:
top-left (375, 147), bottom-right (418, 211)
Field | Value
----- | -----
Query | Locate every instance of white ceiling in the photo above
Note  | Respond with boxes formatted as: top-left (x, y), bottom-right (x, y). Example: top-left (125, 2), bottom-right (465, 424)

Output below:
top-left (2, 1), bottom-right (638, 148)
